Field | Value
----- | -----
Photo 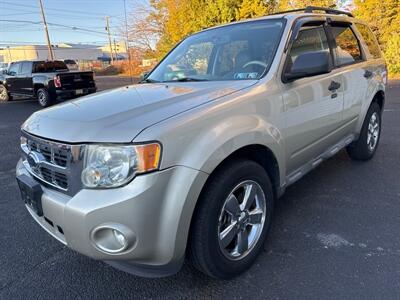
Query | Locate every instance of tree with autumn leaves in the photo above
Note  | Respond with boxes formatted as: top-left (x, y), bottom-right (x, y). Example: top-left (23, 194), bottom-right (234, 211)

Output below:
top-left (353, 0), bottom-right (400, 75)
top-left (128, 0), bottom-right (400, 76)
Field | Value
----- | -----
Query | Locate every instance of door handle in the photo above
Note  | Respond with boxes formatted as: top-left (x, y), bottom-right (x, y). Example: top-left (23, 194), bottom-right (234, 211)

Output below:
top-left (328, 80), bottom-right (341, 92)
top-left (364, 70), bottom-right (373, 78)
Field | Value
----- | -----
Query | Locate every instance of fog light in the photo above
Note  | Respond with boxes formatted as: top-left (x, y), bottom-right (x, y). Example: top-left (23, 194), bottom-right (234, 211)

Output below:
top-left (113, 229), bottom-right (127, 247)
top-left (91, 224), bottom-right (136, 254)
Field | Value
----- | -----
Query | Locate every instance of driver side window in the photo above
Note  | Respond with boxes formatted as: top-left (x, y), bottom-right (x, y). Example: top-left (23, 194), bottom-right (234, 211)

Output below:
top-left (287, 25), bottom-right (330, 72)
top-left (8, 63), bottom-right (20, 76)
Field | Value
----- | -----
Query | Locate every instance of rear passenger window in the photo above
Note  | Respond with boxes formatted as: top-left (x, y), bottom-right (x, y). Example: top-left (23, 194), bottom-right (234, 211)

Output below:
top-left (21, 62), bottom-right (31, 74)
top-left (331, 25), bottom-right (362, 66)
top-left (287, 25), bottom-right (330, 68)
top-left (355, 23), bottom-right (381, 59)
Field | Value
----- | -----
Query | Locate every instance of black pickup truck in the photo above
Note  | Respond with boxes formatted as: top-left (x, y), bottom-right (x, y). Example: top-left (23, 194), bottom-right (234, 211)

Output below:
top-left (0, 60), bottom-right (96, 107)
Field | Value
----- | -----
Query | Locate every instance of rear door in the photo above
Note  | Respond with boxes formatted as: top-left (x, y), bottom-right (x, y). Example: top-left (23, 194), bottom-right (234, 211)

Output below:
top-left (353, 23), bottom-right (386, 114)
top-left (19, 61), bottom-right (34, 95)
top-left (281, 22), bottom-right (344, 174)
top-left (328, 22), bottom-right (368, 134)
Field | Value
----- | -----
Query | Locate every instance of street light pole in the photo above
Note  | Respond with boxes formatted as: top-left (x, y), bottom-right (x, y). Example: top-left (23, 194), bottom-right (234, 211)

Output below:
top-left (37, 0), bottom-right (54, 60)
top-left (105, 16), bottom-right (114, 64)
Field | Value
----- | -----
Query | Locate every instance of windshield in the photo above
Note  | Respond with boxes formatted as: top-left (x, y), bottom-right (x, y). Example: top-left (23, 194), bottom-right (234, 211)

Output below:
top-left (147, 19), bottom-right (285, 82)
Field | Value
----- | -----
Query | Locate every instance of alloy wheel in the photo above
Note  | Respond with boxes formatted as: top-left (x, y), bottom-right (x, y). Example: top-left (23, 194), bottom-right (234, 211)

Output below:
top-left (367, 112), bottom-right (380, 152)
top-left (38, 91), bottom-right (46, 106)
top-left (218, 180), bottom-right (266, 260)
top-left (0, 86), bottom-right (7, 101)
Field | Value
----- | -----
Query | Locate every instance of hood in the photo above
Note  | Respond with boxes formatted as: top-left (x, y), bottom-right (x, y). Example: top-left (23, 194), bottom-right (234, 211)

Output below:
top-left (22, 81), bottom-right (257, 143)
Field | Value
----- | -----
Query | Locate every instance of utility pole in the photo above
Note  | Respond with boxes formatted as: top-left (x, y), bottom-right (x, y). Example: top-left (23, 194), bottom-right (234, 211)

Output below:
top-left (7, 47), bottom-right (12, 62)
top-left (105, 16), bottom-right (114, 64)
top-left (123, 0), bottom-right (133, 83)
top-left (38, 0), bottom-right (54, 60)
top-left (113, 38), bottom-right (118, 60)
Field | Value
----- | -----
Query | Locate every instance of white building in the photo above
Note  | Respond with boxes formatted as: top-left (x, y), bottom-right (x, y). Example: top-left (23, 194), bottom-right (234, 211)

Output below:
top-left (0, 44), bottom-right (102, 63)
top-left (98, 40), bottom-right (128, 60)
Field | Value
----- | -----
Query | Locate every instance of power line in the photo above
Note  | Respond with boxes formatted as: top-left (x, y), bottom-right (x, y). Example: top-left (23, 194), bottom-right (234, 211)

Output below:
top-left (0, 20), bottom-right (41, 24)
top-left (0, 47), bottom-right (107, 50)
top-left (1, 12), bottom-right (37, 17)
top-left (0, 19), bottom-right (125, 38)
top-left (0, 1), bottom-right (121, 17)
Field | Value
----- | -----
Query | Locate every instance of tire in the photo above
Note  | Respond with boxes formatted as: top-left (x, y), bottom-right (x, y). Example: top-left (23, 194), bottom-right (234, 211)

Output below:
top-left (0, 84), bottom-right (10, 102)
top-left (188, 159), bottom-right (274, 279)
top-left (347, 102), bottom-right (381, 161)
top-left (37, 88), bottom-right (53, 107)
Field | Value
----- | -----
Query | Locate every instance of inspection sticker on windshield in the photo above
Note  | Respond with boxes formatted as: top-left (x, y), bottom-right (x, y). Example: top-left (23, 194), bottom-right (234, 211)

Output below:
top-left (234, 72), bottom-right (259, 79)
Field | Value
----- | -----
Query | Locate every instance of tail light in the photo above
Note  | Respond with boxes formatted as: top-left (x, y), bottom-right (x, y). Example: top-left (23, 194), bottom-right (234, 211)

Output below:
top-left (54, 75), bottom-right (62, 88)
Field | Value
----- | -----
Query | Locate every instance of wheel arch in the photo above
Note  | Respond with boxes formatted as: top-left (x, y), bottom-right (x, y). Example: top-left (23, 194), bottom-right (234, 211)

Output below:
top-left (372, 90), bottom-right (385, 111)
top-left (33, 83), bottom-right (45, 95)
top-left (202, 144), bottom-right (281, 199)
top-left (184, 143), bottom-right (281, 262)
top-left (356, 89), bottom-right (385, 134)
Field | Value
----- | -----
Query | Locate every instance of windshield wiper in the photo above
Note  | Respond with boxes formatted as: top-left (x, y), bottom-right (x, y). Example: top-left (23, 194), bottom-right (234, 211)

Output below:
top-left (139, 78), bottom-right (160, 84)
top-left (173, 77), bottom-right (209, 82)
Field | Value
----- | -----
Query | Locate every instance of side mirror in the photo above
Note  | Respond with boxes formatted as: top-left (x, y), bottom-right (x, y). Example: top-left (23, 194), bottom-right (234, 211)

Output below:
top-left (284, 51), bottom-right (331, 82)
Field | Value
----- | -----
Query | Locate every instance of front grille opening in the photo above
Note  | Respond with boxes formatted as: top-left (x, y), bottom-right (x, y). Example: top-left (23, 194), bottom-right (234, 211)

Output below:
top-left (57, 226), bottom-right (64, 235)
top-left (44, 217), bottom-right (54, 227)
top-left (54, 173), bottom-right (68, 189)
top-left (22, 134), bottom-right (75, 194)
top-left (27, 140), bottom-right (69, 168)
top-left (38, 167), bottom-right (68, 190)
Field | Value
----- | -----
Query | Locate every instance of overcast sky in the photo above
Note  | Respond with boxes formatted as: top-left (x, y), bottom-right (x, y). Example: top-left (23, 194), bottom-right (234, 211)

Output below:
top-left (0, 0), bottom-right (147, 47)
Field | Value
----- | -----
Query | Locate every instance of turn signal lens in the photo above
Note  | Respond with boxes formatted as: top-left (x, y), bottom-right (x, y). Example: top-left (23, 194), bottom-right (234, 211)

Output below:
top-left (136, 143), bottom-right (161, 173)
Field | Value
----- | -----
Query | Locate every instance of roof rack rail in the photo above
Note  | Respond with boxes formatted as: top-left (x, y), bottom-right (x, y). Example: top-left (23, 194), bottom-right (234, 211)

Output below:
top-left (270, 6), bottom-right (354, 18)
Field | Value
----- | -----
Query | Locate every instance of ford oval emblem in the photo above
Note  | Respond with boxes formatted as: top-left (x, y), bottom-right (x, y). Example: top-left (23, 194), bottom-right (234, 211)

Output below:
top-left (27, 151), bottom-right (43, 171)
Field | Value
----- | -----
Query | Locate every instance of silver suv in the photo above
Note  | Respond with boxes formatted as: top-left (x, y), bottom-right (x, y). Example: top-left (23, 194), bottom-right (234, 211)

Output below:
top-left (16, 7), bottom-right (386, 279)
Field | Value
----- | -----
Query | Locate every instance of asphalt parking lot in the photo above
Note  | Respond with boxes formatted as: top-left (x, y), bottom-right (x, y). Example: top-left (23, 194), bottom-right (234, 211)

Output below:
top-left (0, 78), bottom-right (399, 299)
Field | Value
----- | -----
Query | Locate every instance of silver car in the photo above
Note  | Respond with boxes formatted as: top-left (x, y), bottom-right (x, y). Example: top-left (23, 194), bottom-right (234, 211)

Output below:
top-left (16, 7), bottom-right (386, 279)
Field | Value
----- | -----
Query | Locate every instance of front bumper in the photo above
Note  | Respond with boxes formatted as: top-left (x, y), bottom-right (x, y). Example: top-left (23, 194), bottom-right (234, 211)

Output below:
top-left (16, 159), bottom-right (208, 277)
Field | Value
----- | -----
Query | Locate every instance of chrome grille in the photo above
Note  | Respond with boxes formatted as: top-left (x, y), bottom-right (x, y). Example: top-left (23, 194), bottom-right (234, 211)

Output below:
top-left (21, 132), bottom-right (84, 196)
top-left (26, 139), bottom-right (69, 168)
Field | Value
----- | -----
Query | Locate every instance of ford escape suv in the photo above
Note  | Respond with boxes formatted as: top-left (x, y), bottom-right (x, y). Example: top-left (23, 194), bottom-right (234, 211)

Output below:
top-left (16, 7), bottom-right (386, 279)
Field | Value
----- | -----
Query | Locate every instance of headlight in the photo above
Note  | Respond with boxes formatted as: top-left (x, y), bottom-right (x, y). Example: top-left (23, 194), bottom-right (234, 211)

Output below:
top-left (81, 143), bottom-right (161, 188)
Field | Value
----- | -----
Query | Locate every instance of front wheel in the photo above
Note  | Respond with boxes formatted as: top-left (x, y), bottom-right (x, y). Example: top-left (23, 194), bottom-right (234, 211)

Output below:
top-left (347, 102), bottom-right (381, 161)
top-left (188, 160), bottom-right (274, 279)
top-left (0, 84), bottom-right (10, 102)
top-left (37, 88), bottom-right (53, 107)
